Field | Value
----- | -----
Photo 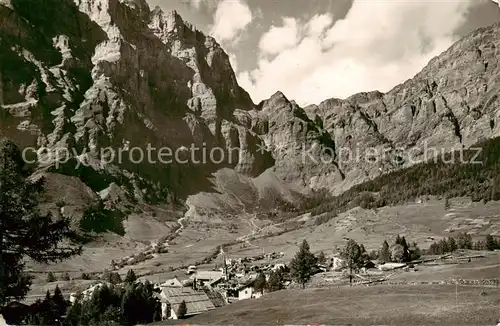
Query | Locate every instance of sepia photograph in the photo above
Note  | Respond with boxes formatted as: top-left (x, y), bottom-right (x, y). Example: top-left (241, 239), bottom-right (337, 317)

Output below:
top-left (0, 0), bottom-right (500, 325)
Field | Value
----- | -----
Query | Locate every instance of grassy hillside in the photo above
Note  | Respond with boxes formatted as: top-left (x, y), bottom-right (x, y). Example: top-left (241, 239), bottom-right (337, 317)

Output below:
top-left (304, 136), bottom-right (500, 221)
top-left (163, 285), bottom-right (500, 325)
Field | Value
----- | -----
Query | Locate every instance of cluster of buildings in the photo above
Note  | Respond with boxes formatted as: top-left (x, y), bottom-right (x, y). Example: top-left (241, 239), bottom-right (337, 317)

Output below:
top-left (153, 252), bottom-right (293, 320)
top-left (67, 255), bottom-right (289, 321)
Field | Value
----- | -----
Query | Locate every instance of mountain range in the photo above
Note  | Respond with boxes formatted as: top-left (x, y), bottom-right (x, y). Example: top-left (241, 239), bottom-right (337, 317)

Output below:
top-left (1, 0), bottom-right (500, 231)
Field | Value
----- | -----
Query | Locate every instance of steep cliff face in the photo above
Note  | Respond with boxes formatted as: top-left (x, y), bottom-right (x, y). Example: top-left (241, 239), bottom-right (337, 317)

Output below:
top-left (302, 24), bottom-right (500, 194)
top-left (1, 0), bottom-right (500, 222)
top-left (0, 0), bottom-right (273, 213)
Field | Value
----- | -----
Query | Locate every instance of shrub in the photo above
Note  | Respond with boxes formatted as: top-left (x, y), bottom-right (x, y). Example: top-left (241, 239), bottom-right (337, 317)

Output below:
top-left (177, 300), bottom-right (187, 319)
top-left (46, 272), bottom-right (56, 283)
top-left (62, 272), bottom-right (71, 281)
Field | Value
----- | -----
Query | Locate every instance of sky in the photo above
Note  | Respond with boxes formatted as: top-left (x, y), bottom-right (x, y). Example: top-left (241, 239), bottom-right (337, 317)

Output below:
top-left (147, 0), bottom-right (500, 106)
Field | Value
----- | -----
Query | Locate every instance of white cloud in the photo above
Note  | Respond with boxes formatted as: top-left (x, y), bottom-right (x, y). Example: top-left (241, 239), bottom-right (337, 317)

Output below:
top-left (185, 0), bottom-right (221, 11)
top-left (259, 17), bottom-right (300, 55)
top-left (209, 0), bottom-right (252, 43)
top-left (238, 0), bottom-right (479, 106)
top-left (228, 52), bottom-right (238, 73)
top-left (307, 13), bottom-right (333, 37)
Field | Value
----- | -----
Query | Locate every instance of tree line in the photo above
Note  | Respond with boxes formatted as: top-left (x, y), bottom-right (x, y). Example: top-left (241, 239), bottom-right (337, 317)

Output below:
top-left (21, 270), bottom-right (163, 326)
top-left (427, 232), bottom-right (500, 255)
top-left (300, 136), bottom-right (500, 223)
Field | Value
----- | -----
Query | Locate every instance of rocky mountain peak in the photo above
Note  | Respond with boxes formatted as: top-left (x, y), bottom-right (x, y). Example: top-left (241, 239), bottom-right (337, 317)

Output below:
top-left (118, 0), bottom-right (149, 13)
top-left (1, 1), bottom-right (500, 222)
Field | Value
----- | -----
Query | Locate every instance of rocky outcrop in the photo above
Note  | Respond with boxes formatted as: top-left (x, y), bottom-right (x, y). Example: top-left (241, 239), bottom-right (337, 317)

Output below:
top-left (0, 0), bottom-right (272, 209)
top-left (299, 24), bottom-right (500, 194)
top-left (1, 0), bottom-right (500, 221)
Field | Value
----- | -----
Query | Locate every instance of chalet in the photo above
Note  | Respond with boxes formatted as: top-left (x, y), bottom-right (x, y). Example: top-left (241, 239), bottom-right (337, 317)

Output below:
top-left (226, 275), bottom-right (261, 300)
top-left (159, 286), bottom-right (215, 320)
top-left (237, 282), bottom-right (262, 300)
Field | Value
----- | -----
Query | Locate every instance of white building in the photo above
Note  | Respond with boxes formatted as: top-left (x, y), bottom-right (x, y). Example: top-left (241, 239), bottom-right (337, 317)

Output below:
top-left (332, 256), bottom-right (346, 271)
top-left (69, 282), bottom-right (112, 304)
top-left (237, 284), bottom-right (262, 300)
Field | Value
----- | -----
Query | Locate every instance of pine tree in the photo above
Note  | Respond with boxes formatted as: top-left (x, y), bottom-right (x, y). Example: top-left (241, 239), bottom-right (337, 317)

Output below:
top-left (177, 300), bottom-right (187, 319)
top-left (447, 237), bottom-right (458, 252)
top-left (340, 239), bottom-right (366, 286)
top-left (109, 272), bottom-right (122, 285)
top-left (254, 272), bottom-right (267, 294)
top-left (457, 232), bottom-right (473, 249)
top-left (289, 240), bottom-right (317, 289)
top-left (0, 140), bottom-right (81, 308)
top-left (46, 272), bottom-right (56, 283)
top-left (485, 234), bottom-right (497, 251)
top-left (267, 270), bottom-right (285, 292)
top-left (317, 251), bottom-right (327, 265)
top-left (125, 270), bottom-right (137, 284)
top-left (65, 297), bottom-right (83, 326)
top-left (379, 240), bottom-right (391, 262)
top-left (62, 272), bottom-right (71, 281)
top-left (400, 236), bottom-right (410, 262)
top-left (52, 285), bottom-right (68, 321)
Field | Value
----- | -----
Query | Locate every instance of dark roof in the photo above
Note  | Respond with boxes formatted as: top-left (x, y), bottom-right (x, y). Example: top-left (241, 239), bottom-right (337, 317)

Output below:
top-left (204, 289), bottom-right (226, 308)
top-left (160, 287), bottom-right (215, 316)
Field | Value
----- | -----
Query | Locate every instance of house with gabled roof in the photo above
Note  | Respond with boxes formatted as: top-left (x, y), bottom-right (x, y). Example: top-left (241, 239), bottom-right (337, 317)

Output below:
top-left (161, 276), bottom-right (183, 288)
top-left (190, 270), bottom-right (225, 287)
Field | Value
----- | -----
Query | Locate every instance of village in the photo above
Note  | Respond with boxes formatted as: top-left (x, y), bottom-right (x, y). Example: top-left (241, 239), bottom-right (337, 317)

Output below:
top-left (59, 234), bottom-right (499, 322)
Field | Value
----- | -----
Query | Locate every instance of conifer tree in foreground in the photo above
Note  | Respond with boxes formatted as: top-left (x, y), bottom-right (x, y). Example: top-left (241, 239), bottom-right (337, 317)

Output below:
top-left (290, 240), bottom-right (317, 289)
top-left (125, 270), bottom-right (137, 284)
top-left (0, 140), bottom-right (81, 309)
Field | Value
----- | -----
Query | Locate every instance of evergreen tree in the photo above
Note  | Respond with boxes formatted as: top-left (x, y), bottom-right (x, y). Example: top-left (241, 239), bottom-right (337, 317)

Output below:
top-left (316, 251), bottom-right (327, 265)
top-left (62, 272), bottom-right (71, 281)
top-left (267, 270), bottom-right (285, 292)
top-left (124, 270), bottom-right (137, 284)
top-left (52, 285), bottom-right (68, 319)
top-left (457, 232), bottom-right (473, 249)
top-left (379, 240), bottom-right (391, 262)
top-left (447, 237), bottom-right (458, 252)
top-left (289, 240), bottom-right (317, 289)
top-left (408, 242), bottom-right (421, 261)
top-left (46, 272), bottom-right (57, 283)
top-left (0, 140), bottom-right (81, 308)
top-left (65, 296), bottom-right (83, 326)
top-left (177, 300), bottom-right (187, 319)
top-left (485, 234), bottom-right (497, 251)
top-left (438, 238), bottom-right (449, 254)
top-left (474, 240), bottom-right (487, 251)
top-left (340, 239), bottom-right (367, 286)
top-left (400, 236), bottom-right (410, 262)
top-left (254, 272), bottom-right (267, 294)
